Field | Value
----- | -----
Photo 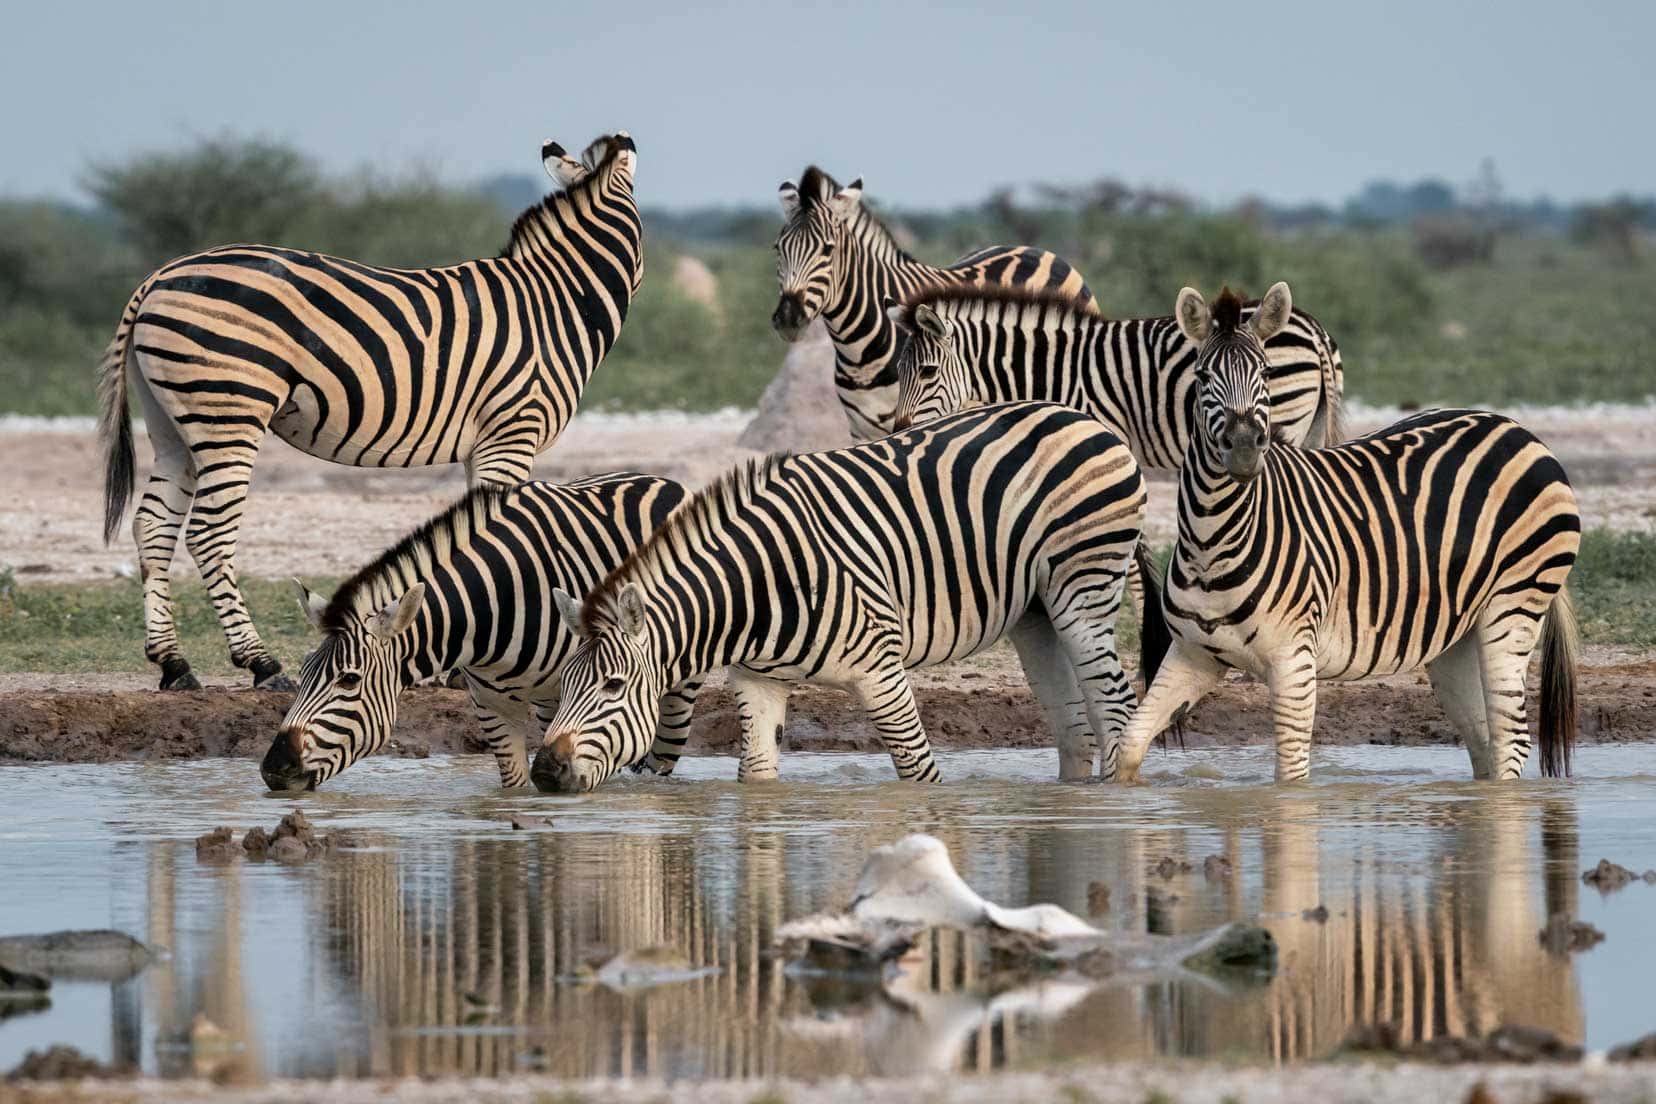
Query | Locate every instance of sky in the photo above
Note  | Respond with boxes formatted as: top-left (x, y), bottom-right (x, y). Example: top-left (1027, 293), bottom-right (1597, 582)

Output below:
top-left (5, 0), bottom-right (1651, 211)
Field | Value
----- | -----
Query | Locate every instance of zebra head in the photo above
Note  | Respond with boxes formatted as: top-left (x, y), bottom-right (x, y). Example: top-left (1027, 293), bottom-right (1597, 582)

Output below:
top-left (531, 583), bottom-right (662, 793)
top-left (888, 297), bottom-right (971, 430)
top-left (1176, 282), bottom-right (1293, 482)
top-left (771, 167), bottom-right (862, 341)
top-left (261, 581), bottom-right (426, 792)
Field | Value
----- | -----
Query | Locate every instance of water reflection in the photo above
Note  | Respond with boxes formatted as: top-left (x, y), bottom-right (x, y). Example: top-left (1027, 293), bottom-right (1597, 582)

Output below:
top-left (0, 759), bottom-right (1609, 1080)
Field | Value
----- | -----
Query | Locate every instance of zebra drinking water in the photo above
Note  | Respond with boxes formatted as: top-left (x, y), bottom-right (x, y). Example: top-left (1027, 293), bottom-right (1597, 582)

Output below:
top-left (100, 133), bottom-right (644, 693)
top-left (1114, 283), bottom-right (1581, 784)
top-left (260, 474), bottom-right (701, 791)
top-left (770, 167), bottom-right (1092, 439)
top-left (529, 403), bottom-right (1150, 793)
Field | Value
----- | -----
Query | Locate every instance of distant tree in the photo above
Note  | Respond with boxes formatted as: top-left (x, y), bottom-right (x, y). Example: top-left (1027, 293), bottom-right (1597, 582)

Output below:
top-left (1572, 198), bottom-right (1645, 263)
top-left (85, 136), bottom-right (324, 261)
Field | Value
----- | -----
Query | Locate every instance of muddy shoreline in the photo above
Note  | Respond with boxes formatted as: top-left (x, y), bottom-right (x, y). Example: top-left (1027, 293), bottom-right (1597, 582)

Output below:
top-left (4, 652), bottom-right (1654, 766)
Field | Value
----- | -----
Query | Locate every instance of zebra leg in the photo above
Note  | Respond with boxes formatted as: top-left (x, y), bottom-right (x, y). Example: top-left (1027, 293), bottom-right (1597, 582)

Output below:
top-left (1123, 552), bottom-right (1144, 619)
top-left (1114, 641), bottom-right (1224, 783)
top-left (642, 677), bottom-right (703, 776)
top-left (1476, 613), bottom-right (1546, 780)
top-left (1044, 580), bottom-right (1135, 779)
top-left (473, 696), bottom-right (530, 788)
top-left (182, 439), bottom-right (290, 691)
top-left (729, 671), bottom-right (790, 782)
top-left (1426, 635), bottom-right (1494, 779)
top-left (132, 426), bottom-right (200, 690)
top-left (1265, 644), bottom-right (1320, 782)
top-left (1007, 612), bottom-right (1097, 781)
top-left (849, 667), bottom-right (941, 782)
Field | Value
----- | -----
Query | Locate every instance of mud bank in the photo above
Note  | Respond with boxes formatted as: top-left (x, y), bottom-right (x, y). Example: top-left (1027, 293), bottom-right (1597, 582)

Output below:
top-left (3, 655), bottom-right (1654, 765)
top-left (5, 1063), bottom-right (1656, 1104)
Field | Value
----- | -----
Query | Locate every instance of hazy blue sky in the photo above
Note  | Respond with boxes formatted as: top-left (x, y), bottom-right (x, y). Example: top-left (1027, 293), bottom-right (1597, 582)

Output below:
top-left (7, 0), bottom-right (1650, 209)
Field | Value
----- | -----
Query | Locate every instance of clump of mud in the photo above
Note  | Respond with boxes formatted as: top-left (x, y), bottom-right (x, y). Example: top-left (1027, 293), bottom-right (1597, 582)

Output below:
top-left (1538, 913), bottom-right (1606, 954)
top-left (1340, 1022), bottom-right (1582, 1064)
top-left (1581, 858), bottom-right (1656, 892)
top-left (195, 808), bottom-right (354, 864)
top-left (1152, 856), bottom-right (1192, 880)
top-left (1203, 854), bottom-right (1234, 882)
top-left (5, 1044), bottom-right (128, 1082)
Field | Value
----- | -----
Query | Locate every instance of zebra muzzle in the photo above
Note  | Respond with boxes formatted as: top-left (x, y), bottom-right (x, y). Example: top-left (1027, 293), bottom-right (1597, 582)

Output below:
top-left (771, 295), bottom-right (807, 342)
top-left (260, 730), bottom-right (314, 792)
top-left (530, 732), bottom-right (585, 793)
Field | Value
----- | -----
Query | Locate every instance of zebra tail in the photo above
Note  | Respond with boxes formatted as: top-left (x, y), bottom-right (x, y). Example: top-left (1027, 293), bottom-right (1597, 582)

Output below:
top-left (99, 280), bottom-right (148, 545)
top-left (1134, 541), bottom-right (1182, 751)
top-left (1538, 583), bottom-right (1580, 779)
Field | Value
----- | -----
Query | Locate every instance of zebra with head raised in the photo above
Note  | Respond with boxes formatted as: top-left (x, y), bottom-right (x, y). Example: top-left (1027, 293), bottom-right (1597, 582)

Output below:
top-left (529, 403), bottom-right (1150, 793)
top-left (770, 167), bottom-right (1093, 439)
top-left (887, 284), bottom-right (1345, 460)
top-left (260, 474), bottom-right (701, 791)
top-left (1114, 283), bottom-right (1580, 784)
top-left (99, 132), bottom-right (643, 693)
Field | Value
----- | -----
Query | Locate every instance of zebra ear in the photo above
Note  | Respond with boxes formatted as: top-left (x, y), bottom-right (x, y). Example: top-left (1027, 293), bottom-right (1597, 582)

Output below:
top-left (294, 578), bottom-right (328, 633)
top-left (779, 180), bottom-right (800, 218)
top-left (369, 583), bottom-right (426, 642)
top-left (913, 303), bottom-right (947, 338)
top-left (883, 296), bottom-right (907, 329)
top-left (828, 177), bottom-right (863, 221)
top-left (554, 588), bottom-right (585, 637)
top-left (1249, 281), bottom-right (1293, 343)
top-left (1175, 287), bottom-right (1211, 344)
top-left (618, 583), bottom-right (649, 640)
top-left (543, 140), bottom-right (587, 188)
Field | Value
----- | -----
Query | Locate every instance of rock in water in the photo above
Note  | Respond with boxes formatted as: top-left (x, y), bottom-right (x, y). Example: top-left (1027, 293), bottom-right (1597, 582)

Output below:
top-left (194, 826), bottom-right (239, 862)
top-left (737, 321), bottom-right (854, 455)
top-left (5, 1044), bottom-right (125, 1082)
top-left (0, 963), bottom-right (49, 993)
top-left (0, 931), bottom-right (150, 981)
top-left (1582, 858), bottom-right (1638, 891)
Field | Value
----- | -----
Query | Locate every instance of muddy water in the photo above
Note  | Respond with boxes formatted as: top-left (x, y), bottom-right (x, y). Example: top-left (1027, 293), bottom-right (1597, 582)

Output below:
top-left (2, 746), bottom-right (1656, 1081)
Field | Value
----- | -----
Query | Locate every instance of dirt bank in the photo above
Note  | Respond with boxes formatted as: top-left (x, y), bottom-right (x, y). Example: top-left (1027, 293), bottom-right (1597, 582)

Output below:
top-left (4, 649), bottom-right (1652, 767)
top-left (4, 1061), bottom-right (1655, 1104)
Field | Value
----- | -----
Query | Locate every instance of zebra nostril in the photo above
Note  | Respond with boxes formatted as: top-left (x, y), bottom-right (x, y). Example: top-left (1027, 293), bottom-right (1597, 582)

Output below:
top-left (1221, 431), bottom-right (1235, 450)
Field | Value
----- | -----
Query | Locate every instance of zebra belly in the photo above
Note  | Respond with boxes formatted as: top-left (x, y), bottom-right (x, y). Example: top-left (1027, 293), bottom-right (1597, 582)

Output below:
top-left (270, 389), bottom-right (471, 468)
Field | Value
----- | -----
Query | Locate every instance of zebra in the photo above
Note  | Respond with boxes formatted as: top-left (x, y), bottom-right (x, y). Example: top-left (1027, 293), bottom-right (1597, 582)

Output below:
top-left (528, 402), bottom-right (1150, 793)
top-left (770, 166), bottom-right (1093, 439)
top-left (98, 132), bottom-right (643, 693)
top-left (1113, 283), bottom-right (1580, 784)
top-left (260, 473), bottom-right (703, 791)
top-left (886, 284), bottom-right (1345, 462)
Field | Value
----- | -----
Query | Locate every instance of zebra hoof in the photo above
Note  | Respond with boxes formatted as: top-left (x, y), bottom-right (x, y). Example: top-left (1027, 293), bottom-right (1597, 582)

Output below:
top-left (158, 658), bottom-right (202, 692)
top-left (250, 658), bottom-right (296, 693)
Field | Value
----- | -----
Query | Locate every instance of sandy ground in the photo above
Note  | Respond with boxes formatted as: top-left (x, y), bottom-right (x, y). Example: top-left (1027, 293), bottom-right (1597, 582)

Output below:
top-left (2, 401), bottom-right (1653, 586)
top-left (4, 1061), bottom-right (1656, 1104)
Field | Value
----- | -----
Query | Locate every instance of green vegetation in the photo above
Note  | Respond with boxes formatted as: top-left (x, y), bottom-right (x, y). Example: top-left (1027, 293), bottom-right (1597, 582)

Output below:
top-left (4, 533), bottom-right (1652, 675)
top-left (2, 137), bottom-right (1651, 419)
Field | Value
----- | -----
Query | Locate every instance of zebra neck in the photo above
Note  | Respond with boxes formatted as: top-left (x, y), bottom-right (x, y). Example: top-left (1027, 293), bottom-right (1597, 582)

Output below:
top-left (821, 243), bottom-right (941, 378)
top-left (1174, 446), bottom-right (1266, 575)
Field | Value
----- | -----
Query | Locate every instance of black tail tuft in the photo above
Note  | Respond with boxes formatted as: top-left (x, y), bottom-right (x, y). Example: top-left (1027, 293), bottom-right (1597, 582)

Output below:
top-left (1135, 542), bottom-right (1183, 751)
top-left (97, 294), bottom-right (142, 545)
top-left (1538, 586), bottom-right (1579, 779)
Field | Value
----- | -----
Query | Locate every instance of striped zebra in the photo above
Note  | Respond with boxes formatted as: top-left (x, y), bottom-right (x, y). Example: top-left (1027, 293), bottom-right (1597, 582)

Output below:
top-left (770, 166), bottom-right (1093, 439)
top-left (260, 473), bottom-right (702, 791)
top-left (529, 403), bottom-right (1148, 792)
top-left (1114, 283), bottom-right (1581, 784)
top-left (98, 132), bottom-right (643, 693)
top-left (887, 285), bottom-right (1345, 462)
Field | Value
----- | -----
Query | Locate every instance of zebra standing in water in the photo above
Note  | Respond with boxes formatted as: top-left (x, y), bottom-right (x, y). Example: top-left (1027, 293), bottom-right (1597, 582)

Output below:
top-left (770, 166), bottom-right (1093, 438)
top-left (1114, 283), bottom-right (1580, 784)
top-left (260, 474), bottom-right (701, 791)
top-left (887, 285), bottom-right (1345, 457)
top-left (99, 132), bottom-right (643, 692)
top-left (529, 403), bottom-right (1149, 793)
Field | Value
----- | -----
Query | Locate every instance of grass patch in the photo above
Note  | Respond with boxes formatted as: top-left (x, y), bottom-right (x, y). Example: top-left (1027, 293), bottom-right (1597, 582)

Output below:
top-left (0, 531), bottom-right (1649, 676)
top-left (0, 575), bottom-right (334, 677)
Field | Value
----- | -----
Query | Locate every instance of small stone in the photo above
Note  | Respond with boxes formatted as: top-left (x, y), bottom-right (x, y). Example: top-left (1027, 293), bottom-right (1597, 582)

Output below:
top-left (1202, 854), bottom-right (1233, 882)
top-left (194, 826), bottom-right (239, 863)
top-left (1582, 858), bottom-right (1637, 891)
top-left (1085, 882), bottom-right (1111, 915)
top-left (1302, 904), bottom-right (1330, 923)
top-left (242, 827), bottom-right (271, 857)
top-left (1538, 913), bottom-right (1605, 954)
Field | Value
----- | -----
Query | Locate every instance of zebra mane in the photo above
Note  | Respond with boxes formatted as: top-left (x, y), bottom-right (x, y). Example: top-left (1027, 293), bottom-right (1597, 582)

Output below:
top-left (895, 283), bottom-right (1104, 328)
top-left (320, 485), bottom-right (513, 633)
top-left (502, 133), bottom-right (635, 258)
top-left (794, 164), bottom-right (904, 255)
top-left (1210, 287), bottom-right (1247, 333)
top-left (581, 455), bottom-right (786, 636)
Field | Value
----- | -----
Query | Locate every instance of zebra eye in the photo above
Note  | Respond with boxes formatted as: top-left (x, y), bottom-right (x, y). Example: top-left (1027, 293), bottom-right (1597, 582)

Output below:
top-left (335, 671), bottom-right (362, 691)
top-left (919, 363), bottom-right (940, 380)
top-left (602, 677), bottom-right (625, 694)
